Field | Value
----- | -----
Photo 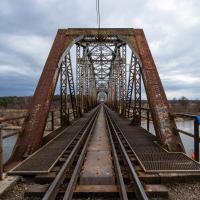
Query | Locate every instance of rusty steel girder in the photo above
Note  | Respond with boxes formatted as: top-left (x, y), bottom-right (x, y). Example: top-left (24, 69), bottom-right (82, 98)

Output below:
top-left (9, 28), bottom-right (184, 163)
top-left (131, 55), bottom-right (141, 126)
top-left (128, 29), bottom-right (185, 152)
top-left (125, 53), bottom-right (136, 118)
top-left (8, 30), bottom-right (75, 162)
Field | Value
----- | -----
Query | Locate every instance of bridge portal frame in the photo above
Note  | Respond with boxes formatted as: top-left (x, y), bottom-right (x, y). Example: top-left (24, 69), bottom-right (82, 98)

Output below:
top-left (9, 28), bottom-right (185, 162)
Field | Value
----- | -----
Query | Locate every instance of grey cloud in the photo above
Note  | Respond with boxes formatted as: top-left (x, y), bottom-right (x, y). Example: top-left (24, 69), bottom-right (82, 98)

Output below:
top-left (0, 0), bottom-right (200, 99)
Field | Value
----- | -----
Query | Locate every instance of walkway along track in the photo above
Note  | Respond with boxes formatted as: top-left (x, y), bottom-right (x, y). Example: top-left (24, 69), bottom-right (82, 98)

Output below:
top-left (8, 105), bottom-right (200, 199)
top-left (41, 106), bottom-right (101, 200)
top-left (23, 105), bottom-right (168, 200)
top-left (9, 104), bottom-right (171, 200)
top-left (40, 105), bottom-right (150, 200)
top-left (9, 107), bottom-right (99, 174)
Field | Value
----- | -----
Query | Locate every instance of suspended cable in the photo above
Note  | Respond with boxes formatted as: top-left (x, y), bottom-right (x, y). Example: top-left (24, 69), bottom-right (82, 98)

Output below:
top-left (96, 0), bottom-right (98, 25)
top-left (96, 0), bottom-right (101, 38)
top-left (97, 0), bottom-right (101, 29)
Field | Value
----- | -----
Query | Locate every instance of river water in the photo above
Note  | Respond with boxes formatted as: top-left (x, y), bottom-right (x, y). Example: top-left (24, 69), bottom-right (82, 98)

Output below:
top-left (2, 120), bottom-right (197, 163)
top-left (2, 131), bottom-right (18, 163)
top-left (141, 120), bottom-right (196, 156)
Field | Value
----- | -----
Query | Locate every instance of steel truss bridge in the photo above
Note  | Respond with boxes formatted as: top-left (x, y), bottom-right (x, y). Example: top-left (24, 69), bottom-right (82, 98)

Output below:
top-left (5, 28), bottom-right (200, 200)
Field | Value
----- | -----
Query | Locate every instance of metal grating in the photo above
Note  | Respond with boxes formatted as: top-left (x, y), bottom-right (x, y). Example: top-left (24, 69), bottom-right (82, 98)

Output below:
top-left (9, 110), bottom-right (96, 174)
top-left (109, 109), bottom-right (200, 172)
top-left (138, 153), bottom-right (200, 172)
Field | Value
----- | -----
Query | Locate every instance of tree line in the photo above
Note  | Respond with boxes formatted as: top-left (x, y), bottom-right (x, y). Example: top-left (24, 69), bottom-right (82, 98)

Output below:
top-left (0, 96), bottom-right (200, 114)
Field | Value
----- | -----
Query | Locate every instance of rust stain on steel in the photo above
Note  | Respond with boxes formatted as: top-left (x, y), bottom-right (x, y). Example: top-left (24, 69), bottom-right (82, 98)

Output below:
top-left (8, 28), bottom-right (184, 163)
top-left (65, 28), bottom-right (135, 36)
top-left (8, 30), bottom-right (75, 162)
top-left (131, 29), bottom-right (185, 152)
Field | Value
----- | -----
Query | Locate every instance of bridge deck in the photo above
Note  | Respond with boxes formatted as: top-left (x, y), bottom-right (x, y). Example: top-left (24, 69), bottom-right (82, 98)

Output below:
top-left (108, 109), bottom-right (200, 172)
top-left (9, 109), bottom-right (96, 174)
top-left (80, 106), bottom-right (115, 185)
top-left (9, 106), bottom-right (200, 174)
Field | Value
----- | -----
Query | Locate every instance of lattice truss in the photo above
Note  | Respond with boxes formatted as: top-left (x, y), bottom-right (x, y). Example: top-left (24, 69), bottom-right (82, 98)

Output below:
top-left (125, 52), bottom-right (142, 125)
top-left (76, 36), bottom-right (128, 113)
top-left (59, 36), bottom-right (142, 126)
top-left (59, 52), bottom-right (78, 125)
top-left (9, 29), bottom-right (184, 162)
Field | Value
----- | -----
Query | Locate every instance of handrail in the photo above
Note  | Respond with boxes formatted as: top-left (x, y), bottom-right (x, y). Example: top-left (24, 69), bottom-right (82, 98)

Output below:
top-left (0, 124), bottom-right (3, 179)
top-left (0, 115), bottom-right (26, 123)
top-left (2, 131), bottom-right (21, 139)
top-left (141, 107), bottom-right (150, 111)
top-left (174, 113), bottom-right (197, 118)
top-left (0, 109), bottom-right (60, 138)
top-left (140, 106), bottom-right (200, 161)
top-left (0, 109), bottom-right (60, 123)
top-left (141, 106), bottom-right (198, 119)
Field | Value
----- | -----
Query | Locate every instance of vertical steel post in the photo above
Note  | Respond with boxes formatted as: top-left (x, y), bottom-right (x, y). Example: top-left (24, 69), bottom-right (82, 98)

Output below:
top-left (0, 124), bottom-right (3, 180)
top-left (51, 111), bottom-right (54, 131)
top-left (110, 61), bottom-right (115, 109)
top-left (117, 47), bottom-right (123, 114)
top-left (60, 61), bottom-right (69, 126)
top-left (88, 62), bottom-right (95, 110)
top-left (84, 58), bottom-right (89, 112)
top-left (80, 47), bottom-right (87, 113)
top-left (147, 109), bottom-right (150, 132)
top-left (76, 44), bottom-right (81, 117)
top-left (131, 59), bottom-right (142, 126)
top-left (194, 118), bottom-right (200, 162)
top-left (121, 44), bottom-right (126, 116)
top-left (125, 52), bottom-right (136, 118)
top-left (115, 48), bottom-right (121, 112)
top-left (65, 52), bottom-right (78, 119)
top-left (133, 29), bottom-right (184, 152)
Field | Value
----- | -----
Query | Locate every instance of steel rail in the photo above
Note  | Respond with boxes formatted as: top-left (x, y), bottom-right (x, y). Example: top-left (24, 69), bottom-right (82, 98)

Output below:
top-left (63, 108), bottom-right (100, 199)
top-left (42, 106), bottom-right (100, 200)
top-left (104, 106), bottom-right (148, 200)
top-left (104, 108), bottom-right (128, 200)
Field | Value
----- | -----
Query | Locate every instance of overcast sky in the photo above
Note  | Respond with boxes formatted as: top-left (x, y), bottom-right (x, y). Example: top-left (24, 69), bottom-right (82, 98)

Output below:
top-left (0, 0), bottom-right (200, 99)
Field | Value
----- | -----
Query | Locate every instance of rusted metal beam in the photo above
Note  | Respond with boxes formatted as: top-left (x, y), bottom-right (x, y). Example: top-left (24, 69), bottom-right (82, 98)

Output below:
top-left (125, 53), bottom-right (135, 118)
top-left (130, 29), bottom-right (185, 152)
top-left (8, 28), bottom-right (184, 164)
top-left (0, 124), bottom-right (3, 180)
top-left (65, 52), bottom-right (78, 119)
top-left (131, 56), bottom-right (141, 126)
top-left (60, 59), bottom-right (69, 126)
top-left (76, 44), bottom-right (82, 116)
top-left (120, 45), bottom-right (126, 116)
top-left (8, 30), bottom-right (74, 162)
top-left (0, 115), bottom-right (26, 123)
top-left (65, 28), bottom-right (135, 36)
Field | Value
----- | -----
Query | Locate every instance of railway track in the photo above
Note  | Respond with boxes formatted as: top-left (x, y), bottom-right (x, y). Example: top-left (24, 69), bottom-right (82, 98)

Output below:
top-left (23, 105), bottom-right (168, 199)
top-left (36, 105), bottom-right (149, 200)
top-left (41, 106), bottom-right (101, 200)
top-left (104, 105), bottom-right (148, 200)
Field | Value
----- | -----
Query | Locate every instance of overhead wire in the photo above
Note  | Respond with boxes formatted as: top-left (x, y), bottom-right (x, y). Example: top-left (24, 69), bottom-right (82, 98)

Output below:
top-left (96, 0), bottom-right (100, 29)
top-left (96, 0), bottom-right (101, 38)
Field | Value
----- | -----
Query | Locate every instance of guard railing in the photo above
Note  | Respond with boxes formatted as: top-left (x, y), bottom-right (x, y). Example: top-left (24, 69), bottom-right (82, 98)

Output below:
top-left (0, 109), bottom-right (59, 178)
top-left (141, 107), bottom-right (200, 162)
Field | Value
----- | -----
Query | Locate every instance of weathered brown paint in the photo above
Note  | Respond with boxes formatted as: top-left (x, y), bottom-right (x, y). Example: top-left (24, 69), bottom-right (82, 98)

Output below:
top-left (130, 29), bottom-right (184, 152)
top-left (9, 28), bottom-right (184, 163)
top-left (8, 30), bottom-right (75, 161)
